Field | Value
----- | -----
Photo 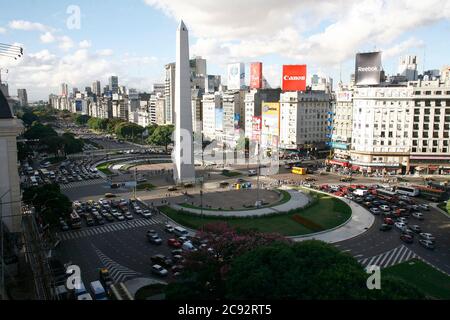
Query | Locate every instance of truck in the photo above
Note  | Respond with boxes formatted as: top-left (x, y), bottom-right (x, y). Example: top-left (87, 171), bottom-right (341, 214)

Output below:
top-left (353, 189), bottom-right (368, 197)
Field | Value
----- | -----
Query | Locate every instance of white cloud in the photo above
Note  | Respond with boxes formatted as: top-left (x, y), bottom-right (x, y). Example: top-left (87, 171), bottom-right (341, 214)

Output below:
top-left (0, 27), bottom-right (6, 34)
top-left (96, 49), bottom-right (114, 56)
top-left (40, 32), bottom-right (55, 43)
top-left (58, 36), bottom-right (74, 51)
top-left (79, 40), bottom-right (92, 49)
top-left (8, 20), bottom-right (50, 32)
top-left (147, 0), bottom-right (450, 67)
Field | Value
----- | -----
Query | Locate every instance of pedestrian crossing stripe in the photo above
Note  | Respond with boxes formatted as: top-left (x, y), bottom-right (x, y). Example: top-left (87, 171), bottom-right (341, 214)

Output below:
top-left (58, 217), bottom-right (162, 241)
top-left (93, 246), bottom-right (141, 283)
top-left (358, 245), bottom-right (417, 269)
top-left (60, 178), bottom-right (106, 190)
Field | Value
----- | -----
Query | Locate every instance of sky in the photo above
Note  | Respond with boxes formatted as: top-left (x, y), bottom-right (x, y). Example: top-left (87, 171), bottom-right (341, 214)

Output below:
top-left (0, 0), bottom-right (450, 101)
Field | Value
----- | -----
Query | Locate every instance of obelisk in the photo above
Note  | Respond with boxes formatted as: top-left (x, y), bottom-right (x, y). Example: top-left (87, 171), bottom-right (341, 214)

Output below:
top-left (173, 20), bottom-right (195, 184)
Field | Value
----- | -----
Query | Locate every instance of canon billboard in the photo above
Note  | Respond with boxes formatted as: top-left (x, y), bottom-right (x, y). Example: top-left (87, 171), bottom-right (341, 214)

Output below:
top-left (355, 52), bottom-right (382, 86)
top-left (227, 63), bottom-right (245, 90)
top-left (250, 62), bottom-right (263, 89)
top-left (282, 65), bottom-right (307, 91)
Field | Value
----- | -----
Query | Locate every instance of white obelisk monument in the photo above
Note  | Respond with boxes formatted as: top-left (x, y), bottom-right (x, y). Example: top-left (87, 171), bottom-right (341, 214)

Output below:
top-left (173, 20), bottom-right (195, 184)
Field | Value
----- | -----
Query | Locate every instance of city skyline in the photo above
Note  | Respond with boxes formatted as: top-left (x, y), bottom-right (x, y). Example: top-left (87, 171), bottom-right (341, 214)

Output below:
top-left (0, 0), bottom-right (450, 101)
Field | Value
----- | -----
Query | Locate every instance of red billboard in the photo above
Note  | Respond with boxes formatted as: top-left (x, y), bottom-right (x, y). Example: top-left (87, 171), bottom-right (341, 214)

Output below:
top-left (250, 62), bottom-right (263, 89)
top-left (282, 65), bottom-right (307, 91)
top-left (251, 116), bottom-right (262, 142)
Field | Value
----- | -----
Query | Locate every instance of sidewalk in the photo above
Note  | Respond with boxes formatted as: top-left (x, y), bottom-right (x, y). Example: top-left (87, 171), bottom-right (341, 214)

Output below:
top-left (290, 190), bottom-right (375, 243)
top-left (170, 189), bottom-right (310, 217)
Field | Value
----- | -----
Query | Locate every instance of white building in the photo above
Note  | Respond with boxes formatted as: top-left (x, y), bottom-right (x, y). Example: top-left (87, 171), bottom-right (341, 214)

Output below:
top-left (279, 90), bottom-right (332, 150)
top-left (222, 90), bottom-right (245, 146)
top-left (398, 55), bottom-right (418, 81)
top-left (202, 92), bottom-right (222, 141)
top-left (330, 88), bottom-right (353, 166)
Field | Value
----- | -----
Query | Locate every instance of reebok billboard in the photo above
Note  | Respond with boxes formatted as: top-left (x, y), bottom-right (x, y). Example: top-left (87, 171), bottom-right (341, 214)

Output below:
top-left (355, 52), bottom-right (382, 85)
top-left (250, 62), bottom-right (263, 89)
top-left (282, 65), bottom-right (307, 91)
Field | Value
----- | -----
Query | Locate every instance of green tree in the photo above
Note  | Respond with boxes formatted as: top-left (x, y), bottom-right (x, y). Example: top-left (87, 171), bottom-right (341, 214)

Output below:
top-left (147, 125), bottom-right (174, 151)
top-left (41, 135), bottom-right (65, 157)
top-left (19, 111), bottom-right (39, 127)
top-left (22, 184), bottom-right (72, 227)
top-left (114, 122), bottom-right (144, 139)
top-left (17, 141), bottom-right (32, 161)
top-left (62, 132), bottom-right (84, 154)
top-left (24, 122), bottom-right (57, 140)
top-left (74, 114), bottom-right (91, 126)
top-left (106, 118), bottom-right (126, 134)
top-left (87, 117), bottom-right (109, 131)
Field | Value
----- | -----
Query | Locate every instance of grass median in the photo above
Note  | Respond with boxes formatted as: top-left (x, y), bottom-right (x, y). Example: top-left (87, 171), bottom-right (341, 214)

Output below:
top-left (159, 190), bottom-right (351, 236)
top-left (96, 162), bottom-right (114, 175)
top-left (383, 259), bottom-right (450, 299)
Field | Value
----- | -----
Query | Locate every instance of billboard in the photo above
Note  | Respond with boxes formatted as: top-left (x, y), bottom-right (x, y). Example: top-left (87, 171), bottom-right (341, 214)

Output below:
top-left (251, 116), bottom-right (262, 142)
top-left (234, 113), bottom-right (241, 130)
top-left (75, 100), bottom-right (82, 112)
top-left (215, 107), bottom-right (223, 131)
top-left (261, 102), bottom-right (280, 148)
top-left (355, 52), bottom-right (382, 85)
top-left (282, 65), bottom-right (307, 91)
top-left (250, 62), bottom-right (263, 89)
top-left (227, 63), bottom-right (245, 90)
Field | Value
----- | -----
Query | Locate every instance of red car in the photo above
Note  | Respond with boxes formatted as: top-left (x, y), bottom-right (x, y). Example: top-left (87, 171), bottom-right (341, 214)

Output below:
top-left (400, 234), bottom-right (413, 244)
top-left (384, 217), bottom-right (394, 225)
top-left (167, 238), bottom-right (182, 248)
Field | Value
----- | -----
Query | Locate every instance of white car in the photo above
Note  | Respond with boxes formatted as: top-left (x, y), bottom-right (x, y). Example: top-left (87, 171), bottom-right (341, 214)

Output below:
top-left (418, 204), bottom-right (430, 211)
top-left (412, 212), bottom-right (424, 220)
top-left (419, 239), bottom-right (435, 250)
top-left (142, 209), bottom-right (152, 219)
top-left (419, 233), bottom-right (435, 241)
top-left (397, 217), bottom-right (408, 224)
top-left (380, 205), bottom-right (391, 212)
top-left (369, 207), bottom-right (381, 215)
top-left (394, 222), bottom-right (407, 231)
top-left (151, 264), bottom-right (168, 277)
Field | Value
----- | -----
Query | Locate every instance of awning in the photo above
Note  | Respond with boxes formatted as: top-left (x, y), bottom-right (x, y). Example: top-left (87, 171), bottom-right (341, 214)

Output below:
top-left (428, 166), bottom-right (439, 170)
top-left (328, 159), bottom-right (349, 166)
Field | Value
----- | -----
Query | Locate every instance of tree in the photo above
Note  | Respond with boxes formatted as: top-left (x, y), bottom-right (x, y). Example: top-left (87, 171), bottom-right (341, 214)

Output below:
top-left (74, 114), bottom-right (91, 126)
top-left (22, 184), bottom-right (72, 227)
top-left (107, 118), bottom-right (126, 134)
top-left (62, 132), bottom-right (84, 154)
top-left (41, 135), bottom-right (65, 157)
top-left (165, 224), bottom-right (426, 300)
top-left (147, 125), bottom-right (174, 151)
top-left (114, 122), bottom-right (144, 139)
top-left (19, 111), bottom-right (39, 127)
top-left (17, 141), bottom-right (32, 161)
top-left (87, 117), bottom-right (109, 131)
top-left (24, 122), bottom-right (57, 140)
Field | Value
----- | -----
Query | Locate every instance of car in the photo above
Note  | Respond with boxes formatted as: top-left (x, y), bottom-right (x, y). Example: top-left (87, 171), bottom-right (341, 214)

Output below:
top-left (380, 205), bottom-right (390, 212)
top-left (369, 207), bottom-right (381, 215)
top-left (383, 217), bottom-right (394, 225)
top-left (419, 233), bottom-right (436, 242)
top-left (151, 254), bottom-right (173, 268)
top-left (402, 228), bottom-right (415, 237)
top-left (400, 234), bottom-right (414, 243)
top-left (409, 225), bottom-right (422, 233)
top-left (379, 224), bottom-right (392, 231)
top-left (394, 222), bottom-right (407, 231)
top-left (116, 214), bottom-right (125, 221)
top-left (396, 217), bottom-right (408, 223)
top-left (59, 219), bottom-right (69, 231)
top-left (171, 249), bottom-right (183, 256)
top-left (412, 212), bottom-right (424, 220)
top-left (171, 264), bottom-right (184, 274)
top-left (104, 214), bottom-right (114, 222)
top-left (418, 204), bottom-right (430, 211)
top-left (99, 268), bottom-right (113, 289)
top-left (142, 209), bottom-right (152, 219)
top-left (151, 264), bottom-right (168, 277)
top-left (419, 239), bottom-right (435, 250)
top-left (305, 177), bottom-right (316, 182)
top-left (104, 193), bottom-right (116, 198)
top-left (168, 238), bottom-right (182, 248)
top-left (124, 212), bottom-right (133, 220)
top-left (165, 224), bottom-right (175, 233)
top-left (172, 255), bottom-right (184, 263)
top-left (148, 234), bottom-right (162, 245)
top-left (168, 186), bottom-right (177, 191)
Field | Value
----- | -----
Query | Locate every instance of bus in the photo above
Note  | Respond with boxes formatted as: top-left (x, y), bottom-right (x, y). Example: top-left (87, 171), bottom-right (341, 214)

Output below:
top-left (413, 185), bottom-right (446, 201)
top-left (396, 186), bottom-right (420, 197)
top-left (70, 212), bottom-right (82, 229)
top-left (292, 167), bottom-right (307, 175)
top-left (376, 188), bottom-right (398, 202)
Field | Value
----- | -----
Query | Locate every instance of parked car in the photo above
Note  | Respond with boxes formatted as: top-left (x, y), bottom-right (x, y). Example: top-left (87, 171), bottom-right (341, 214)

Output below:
top-left (412, 212), bottom-right (424, 220)
top-left (380, 205), bottom-right (390, 212)
top-left (409, 225), bottom-right (422, 233)
top-left (419, 239), bottom-right (435, 250)
top-left (394, 222), bottom-right (407, 231)
top-left (419, 233), bottom-right (435, 242)
top-left (167, 238), bottom-right (182, 248)
top-left (151, 254), bottom-right (173, 268)
top-left (396, 217), bottom-right (408, 224)
top-left (418, 204), bottom-right (430, 211)
top-left (400, 234), bottom-right (414, 244)
top-left (151, 264), bottom-right (168, 277)
top-left (165, 224), bottom-right (175, 233)
top-left (171, 249), bottom-right (183, 256)
top-left (379, 224), bottom-right (392, 232)
top-left (147, 234), bottom-right (162, 245)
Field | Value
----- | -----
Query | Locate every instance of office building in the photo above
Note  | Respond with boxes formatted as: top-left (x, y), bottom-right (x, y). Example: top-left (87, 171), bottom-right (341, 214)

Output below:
top-left (17, 89), bottom-right (28, 106)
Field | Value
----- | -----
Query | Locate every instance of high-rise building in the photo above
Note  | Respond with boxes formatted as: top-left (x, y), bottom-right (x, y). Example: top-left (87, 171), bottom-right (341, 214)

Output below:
top-left (279, 90), bottom-right (333, 151)
top-left (61, 83), bottom-right (69, 97)
top-left (222, 90), bottom-right (245, 146)
top-left (17, 89), bottom-right (28, 106)
top-left (109, 76), bottom-right (119, 94)
top-left (398, 55), bottom-right (418, 81)
top-left (164, 63), bottom-right (176, 125)
top-left (191, 89), bottom-right (203, 134)
top-left (92, 81), bottom-right (101, 96)
top-left (202, 92), bottom-right (222, 141)
top-left (153, 83), bottom-right (165, 96)
top-left (173, 20), bottom-right (195, 184)
top-left (205, 75), bottom-right (221, 93)
top-left (0, 89), bottom-right (24, 233)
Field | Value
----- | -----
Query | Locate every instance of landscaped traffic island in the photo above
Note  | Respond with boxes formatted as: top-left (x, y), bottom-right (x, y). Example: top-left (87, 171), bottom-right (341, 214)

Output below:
top-left (159, 190), bottom-right (351, 236)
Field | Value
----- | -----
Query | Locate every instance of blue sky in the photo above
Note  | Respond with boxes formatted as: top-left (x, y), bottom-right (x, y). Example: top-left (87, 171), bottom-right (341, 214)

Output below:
top-left (1, 0), bottom-right (450, 100)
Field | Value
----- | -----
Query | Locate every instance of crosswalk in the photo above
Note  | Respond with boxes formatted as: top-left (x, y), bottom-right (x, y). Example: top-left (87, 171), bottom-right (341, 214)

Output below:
top-left (58, 217), bottom-right (162, 241)
top-left (358, 245), bottom-right (417, 269)
top-left (60, 178), bottom-right (106, 190)
top-left (93, 246), bottom-right (142, 283)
